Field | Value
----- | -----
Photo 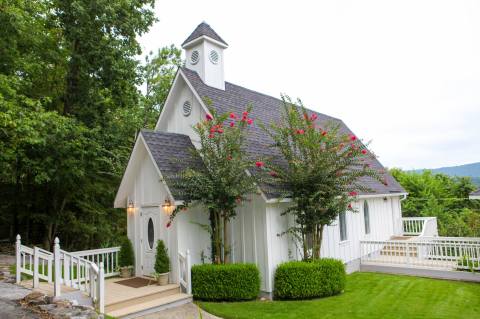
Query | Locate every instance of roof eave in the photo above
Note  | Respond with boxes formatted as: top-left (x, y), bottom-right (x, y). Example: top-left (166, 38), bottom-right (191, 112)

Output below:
top-left (264, 192), bottom-right (409, 204)
top-left (182, 35), bottom-right (229, 49)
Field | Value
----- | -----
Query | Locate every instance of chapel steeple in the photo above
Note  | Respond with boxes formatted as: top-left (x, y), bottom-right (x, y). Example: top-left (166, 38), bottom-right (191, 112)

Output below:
top-left (182, 22), bottom-right (228, 90)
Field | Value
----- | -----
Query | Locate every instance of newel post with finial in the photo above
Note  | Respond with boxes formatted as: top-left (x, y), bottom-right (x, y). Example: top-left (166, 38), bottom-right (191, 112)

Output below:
top-left (53, 237), bottom-right (61, 297)
top-left (15, 234), bottom-right (21, 283)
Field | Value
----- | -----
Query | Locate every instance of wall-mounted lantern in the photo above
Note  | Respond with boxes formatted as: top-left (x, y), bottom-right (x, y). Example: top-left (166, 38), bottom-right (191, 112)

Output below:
top-left (127, 198), bottom-right (135, 214)
top-left (162, 198), bottom-right (175, 215)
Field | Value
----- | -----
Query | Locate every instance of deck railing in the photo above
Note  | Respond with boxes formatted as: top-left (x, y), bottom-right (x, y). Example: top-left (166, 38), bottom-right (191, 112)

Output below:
top-left (15, 237), bottom-right (53, 286)
top-left (15, 235), bottom-right (106, 314)
top-left (360, 238), bottom-right (480, 271)
top-left (178, 250), bottom-right (191, 294)
top-left (402, 217), bottom-right (438, 236)
top-left (72, 247), bottom-right (120, 277)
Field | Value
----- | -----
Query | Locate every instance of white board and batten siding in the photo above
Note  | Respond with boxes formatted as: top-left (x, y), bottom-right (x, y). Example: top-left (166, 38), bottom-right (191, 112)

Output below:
top-left (126, 145), bottom-right (179, 282)
top-left (230, 194), bottom-right (269, 291)
top-left (156, 74), bottom-right (206, 143)
top-left (244, 196), bottom-right (403, 292)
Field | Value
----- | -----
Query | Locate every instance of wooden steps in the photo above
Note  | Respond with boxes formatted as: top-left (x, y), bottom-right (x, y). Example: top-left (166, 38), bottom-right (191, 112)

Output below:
top-left (380, 244), bottom-right (418, 257)
top-left (107, 292), bottom-right (192, 318)
top-left (104, 278), bottom-right (192, 318)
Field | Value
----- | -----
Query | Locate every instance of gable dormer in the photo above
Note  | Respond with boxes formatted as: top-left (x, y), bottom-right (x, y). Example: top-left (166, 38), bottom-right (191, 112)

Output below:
top-left (182, 22), bottom-right (228, 90)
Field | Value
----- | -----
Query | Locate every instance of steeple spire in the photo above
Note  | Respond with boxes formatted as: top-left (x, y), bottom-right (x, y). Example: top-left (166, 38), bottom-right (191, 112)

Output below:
top-left (182, 22), bottom-right (228, 48)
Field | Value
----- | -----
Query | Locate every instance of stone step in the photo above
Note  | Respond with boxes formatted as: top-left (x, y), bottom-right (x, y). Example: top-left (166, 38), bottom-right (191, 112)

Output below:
top-left (107, 293), bottom-right (192, 319)
top-left (105, 284), bottom-right (180, 313)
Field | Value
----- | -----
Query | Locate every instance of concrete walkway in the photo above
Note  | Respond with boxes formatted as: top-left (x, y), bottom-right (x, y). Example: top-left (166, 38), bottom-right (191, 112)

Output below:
top-left (0, 281), bottom-right (40, 319)
top-left (137, 302), bottom-right (221, 319)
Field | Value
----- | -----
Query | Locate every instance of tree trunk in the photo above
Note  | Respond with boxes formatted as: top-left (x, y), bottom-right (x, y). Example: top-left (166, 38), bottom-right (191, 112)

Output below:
top-left (302, 227), bottom-right (308, 261)
top-left (64, 39), bottom-right (80, 115)
top-left (213, 211), bottom-right (222, 264)
top-left (223, 216), bottom-right (229, 264)
top-left (313, 224), bottom-right (325, 260)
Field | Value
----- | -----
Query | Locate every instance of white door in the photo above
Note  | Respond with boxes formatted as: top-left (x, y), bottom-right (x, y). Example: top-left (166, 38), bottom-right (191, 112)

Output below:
top-left (141, 208), bottom-right (159, 276)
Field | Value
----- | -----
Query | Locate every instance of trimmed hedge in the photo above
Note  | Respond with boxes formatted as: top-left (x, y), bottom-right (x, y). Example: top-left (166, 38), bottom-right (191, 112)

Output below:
top-left (274, 258), bottom-right (346, 300)
top-left (191, 263), bottom-right (260, 301)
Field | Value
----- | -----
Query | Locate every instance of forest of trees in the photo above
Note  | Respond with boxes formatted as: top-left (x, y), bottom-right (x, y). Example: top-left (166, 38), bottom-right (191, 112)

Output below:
top-left (391, 169), bottom-right (480, 237)
top-left (1, 1), bottom-right (478, 253)
top-left (0, 0), bottom-right (181, 250)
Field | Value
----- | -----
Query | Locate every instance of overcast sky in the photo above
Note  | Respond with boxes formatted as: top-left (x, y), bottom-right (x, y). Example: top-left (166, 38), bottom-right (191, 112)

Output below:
top-left (139, 0), bottom-right (480, 170)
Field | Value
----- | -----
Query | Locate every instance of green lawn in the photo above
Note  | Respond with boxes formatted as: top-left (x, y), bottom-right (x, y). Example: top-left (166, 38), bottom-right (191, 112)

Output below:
top-left (199, 272), bottom-right (480, 319)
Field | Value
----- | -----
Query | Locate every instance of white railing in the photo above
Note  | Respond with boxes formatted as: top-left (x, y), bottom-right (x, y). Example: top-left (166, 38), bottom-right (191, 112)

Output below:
top-left (72, 247), bottom-right (120, 277)
top-left (178, 250), bottom-right (191, 294)
top-left (58, 245), bottom-right (105, 313)
top-left (360, 238), bottom-right (480, 271)
top-left (15, 237), bottom-right (54, 286)
top-left (402, 217), bottom-right (438, 236)
top-left (15, 235), bottom-right (105, 314)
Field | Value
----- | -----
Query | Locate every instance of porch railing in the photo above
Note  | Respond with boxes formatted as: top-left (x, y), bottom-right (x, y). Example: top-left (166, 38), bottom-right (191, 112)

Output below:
top-left (178, 250), bottom-right (191, 294)
top-left (72, 247), bottom-right (120, 277)
top-left (16, 238), bottom-right (53, 286)
top-left (402, 217), bottom-right (438, 236)
top-left (360, 237), bottom-right (480, 271)
top-left (15, 235), bottom-right (106, 314)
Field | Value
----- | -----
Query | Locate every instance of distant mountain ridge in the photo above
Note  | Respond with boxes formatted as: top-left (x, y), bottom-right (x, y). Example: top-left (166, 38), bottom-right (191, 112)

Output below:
top-left (413, 162), bottom-right (480, 186)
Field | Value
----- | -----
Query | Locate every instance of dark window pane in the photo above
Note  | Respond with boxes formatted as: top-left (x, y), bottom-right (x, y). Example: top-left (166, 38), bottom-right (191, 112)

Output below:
top-left (148, 218), bottom-right (154, 249)
top-left (364, 201), bottom-right (371, 234)
top-left (339, 212), bottom-right (347, 241)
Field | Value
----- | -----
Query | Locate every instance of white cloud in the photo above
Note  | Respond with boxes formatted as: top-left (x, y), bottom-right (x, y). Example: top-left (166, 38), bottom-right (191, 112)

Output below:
top-left (139, 0), bottom-right (480, 169)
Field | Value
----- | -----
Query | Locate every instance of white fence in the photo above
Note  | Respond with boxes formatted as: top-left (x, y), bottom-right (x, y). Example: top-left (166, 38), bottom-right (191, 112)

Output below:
top-left (16, 241), bottom-right (53, 286)
top-left (72, 247), bottom-right (120, 277)
top-left (360, 237), bottom-right (480, 271)
top-left (402, 217), bottom-right (438, 236)
top-left (178, 250), bottom-right (191, 294)
top-left (15, 235), bottom-right (112, 314)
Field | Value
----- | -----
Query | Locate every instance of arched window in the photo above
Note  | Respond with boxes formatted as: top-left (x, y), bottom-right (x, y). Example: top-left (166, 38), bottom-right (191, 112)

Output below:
top-left (364, 201), bottom-right (371, 234)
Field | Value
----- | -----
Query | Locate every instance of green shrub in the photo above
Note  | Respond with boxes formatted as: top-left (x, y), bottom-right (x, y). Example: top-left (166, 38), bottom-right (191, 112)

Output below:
top-left (154, 240), bottom-right (170, 274)
top-left (274, 258), bottom-right (346, 300)
top-left (192, 263), bottom-right (260, 301)
top-left (118, 237), bottom-right (135, 267)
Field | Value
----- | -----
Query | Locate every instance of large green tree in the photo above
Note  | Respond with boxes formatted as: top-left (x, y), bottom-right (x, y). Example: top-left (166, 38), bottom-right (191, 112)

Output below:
top-left (261, 97), bottom-right (383, 260)
top-left (0, 0), bottom-right (173, 250)
top-left (391, 169), bottom-right (480, 237)
top-left (169, 107), bottom-right (259, 264)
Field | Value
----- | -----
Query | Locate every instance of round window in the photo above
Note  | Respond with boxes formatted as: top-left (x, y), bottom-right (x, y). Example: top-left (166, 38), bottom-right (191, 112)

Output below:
top-left (209, 50), bottom-right (219, 64)
top-left (183, 100), bottom-right (192, 116)
top-left (191, 50), bottom-right (199, 65)
top-left (147, 218), bottom-right (154, 249)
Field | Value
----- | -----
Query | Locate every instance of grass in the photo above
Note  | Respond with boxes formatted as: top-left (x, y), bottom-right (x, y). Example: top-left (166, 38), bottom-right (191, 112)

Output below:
top-left (199, 272), bottom-right (480, 319)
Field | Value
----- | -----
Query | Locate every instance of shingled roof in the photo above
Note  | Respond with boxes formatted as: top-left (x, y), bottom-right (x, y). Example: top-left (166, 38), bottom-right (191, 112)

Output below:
top-left (179, 67), bottom-right (406, 199)
top-left (470, 189), bottom-right (480, 197)
top-left (141, 130), bottom-right (204, 200)
top-left (182, 22), bottom-right (228, 47)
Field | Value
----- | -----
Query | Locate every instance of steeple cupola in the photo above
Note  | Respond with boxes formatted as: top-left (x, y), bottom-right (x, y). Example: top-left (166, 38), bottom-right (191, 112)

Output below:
top-left (182, 22), bottom-right (228, 90)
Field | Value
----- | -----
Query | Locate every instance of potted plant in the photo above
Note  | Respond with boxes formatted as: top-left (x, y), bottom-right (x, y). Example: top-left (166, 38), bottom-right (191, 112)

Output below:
top-left (118, 237), bottom-right (135, 278)
top-left (153, 240), bottom-right (170, 285)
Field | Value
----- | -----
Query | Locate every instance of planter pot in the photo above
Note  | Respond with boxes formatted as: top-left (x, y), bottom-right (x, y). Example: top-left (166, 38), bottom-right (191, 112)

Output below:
top-left (120, 267), bottom-right (133, 278)
top-left (157, 272), bottom-right (169, 286)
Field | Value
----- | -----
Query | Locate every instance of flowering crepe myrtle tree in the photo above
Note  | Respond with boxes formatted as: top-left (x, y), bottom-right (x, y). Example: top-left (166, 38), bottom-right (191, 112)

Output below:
top-left (260, 96), bottom-right (385, 260)
top-left (168, 106), bottom-right (259, 264)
